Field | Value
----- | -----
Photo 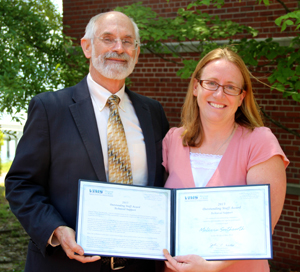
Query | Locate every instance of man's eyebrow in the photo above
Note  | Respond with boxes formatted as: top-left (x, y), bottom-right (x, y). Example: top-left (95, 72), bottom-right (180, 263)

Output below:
top-left (100, 32), bottom-right (134, 38)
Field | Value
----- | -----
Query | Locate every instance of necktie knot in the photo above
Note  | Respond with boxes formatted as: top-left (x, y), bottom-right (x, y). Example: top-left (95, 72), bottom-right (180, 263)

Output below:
top-left (107, 95), bottom-right (120, 109)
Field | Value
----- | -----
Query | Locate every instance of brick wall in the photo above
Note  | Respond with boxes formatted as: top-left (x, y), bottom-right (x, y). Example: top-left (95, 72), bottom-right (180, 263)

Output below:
top-left (63, 0), bottom-right (300, 269)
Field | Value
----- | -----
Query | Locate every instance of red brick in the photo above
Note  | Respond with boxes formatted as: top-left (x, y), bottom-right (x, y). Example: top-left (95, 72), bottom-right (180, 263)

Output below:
top-left (285, 227), bottom-right (300, 233)
top-left (284, 205), bottom-right (298, 211)
top-left (291, 233), bottom-right (300, 239)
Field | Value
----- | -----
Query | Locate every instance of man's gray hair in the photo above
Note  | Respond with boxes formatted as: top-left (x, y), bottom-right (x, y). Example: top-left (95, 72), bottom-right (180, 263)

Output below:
top-left (82, 12), bottom-right (140, 43)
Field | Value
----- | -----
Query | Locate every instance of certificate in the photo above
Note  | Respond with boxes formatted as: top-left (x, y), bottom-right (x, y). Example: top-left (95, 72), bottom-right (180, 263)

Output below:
top-left (76, 180), bottom-right (171, 260)
top-left (174, 186), bottom-right (272, 260)
top-left (76, 181), bottom-right (272, 261)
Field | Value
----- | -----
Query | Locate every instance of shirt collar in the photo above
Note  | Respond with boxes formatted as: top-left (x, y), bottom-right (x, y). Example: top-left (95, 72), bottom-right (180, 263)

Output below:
top-left (87, 73), bottom-right (126, 112)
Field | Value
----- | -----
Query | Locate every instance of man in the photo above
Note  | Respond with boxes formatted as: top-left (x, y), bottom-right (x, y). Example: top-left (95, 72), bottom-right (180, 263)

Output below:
top-left (5, 11), bottom-right (169, 272)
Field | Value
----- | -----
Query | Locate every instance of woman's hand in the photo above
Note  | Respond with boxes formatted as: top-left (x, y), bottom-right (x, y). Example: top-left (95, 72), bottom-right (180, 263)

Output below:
top-left (164, 249), bottom-right (211, 272)
top-left (163, 249), bottom-right (235, 272)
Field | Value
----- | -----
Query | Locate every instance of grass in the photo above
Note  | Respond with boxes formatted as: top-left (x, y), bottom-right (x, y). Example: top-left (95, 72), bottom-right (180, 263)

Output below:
top-left (0, 185), bottom-right (28, 272)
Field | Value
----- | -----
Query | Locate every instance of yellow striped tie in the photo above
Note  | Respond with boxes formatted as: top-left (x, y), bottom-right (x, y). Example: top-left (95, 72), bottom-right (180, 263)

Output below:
top-left (107, 95), bottom-right (133, 184)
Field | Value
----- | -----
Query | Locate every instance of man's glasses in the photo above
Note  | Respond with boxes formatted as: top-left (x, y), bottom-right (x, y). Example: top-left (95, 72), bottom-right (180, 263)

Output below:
top-left (197, 79), bottom-right (244, 96)
top-left (97, 37), bottom-right (140, 50)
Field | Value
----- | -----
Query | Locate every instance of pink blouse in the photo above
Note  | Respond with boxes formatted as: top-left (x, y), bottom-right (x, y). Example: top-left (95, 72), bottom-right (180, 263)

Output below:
top-left (162, 125), bottom-right (289, 272)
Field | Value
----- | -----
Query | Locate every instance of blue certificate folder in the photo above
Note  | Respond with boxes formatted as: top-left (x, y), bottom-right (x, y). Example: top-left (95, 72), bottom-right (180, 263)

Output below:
top-left (76, 180), bottom-right (272, 261)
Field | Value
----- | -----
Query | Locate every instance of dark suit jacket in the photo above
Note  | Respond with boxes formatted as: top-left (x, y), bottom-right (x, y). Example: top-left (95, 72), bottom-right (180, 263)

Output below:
top-left (5, 77), bottom-right (169, 272)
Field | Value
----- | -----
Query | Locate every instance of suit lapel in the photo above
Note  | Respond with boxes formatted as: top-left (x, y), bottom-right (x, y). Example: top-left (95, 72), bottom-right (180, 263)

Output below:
top-left (126, 88), bottom-right (156, 186)
top-left (69, 77), bottom-right (107, 182)
top-left (68, 80), bottom-right (156, 185)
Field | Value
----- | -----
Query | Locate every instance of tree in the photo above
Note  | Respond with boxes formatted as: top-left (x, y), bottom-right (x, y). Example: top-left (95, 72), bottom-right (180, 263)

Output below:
top-left (0, 129), bottom-right (3, 175)
top-left (1, 0), bottom-right (298, 125)
top-left (0, 0), bottom-right (88, 120)
top-left (115, 0), bottom-right (300, 103)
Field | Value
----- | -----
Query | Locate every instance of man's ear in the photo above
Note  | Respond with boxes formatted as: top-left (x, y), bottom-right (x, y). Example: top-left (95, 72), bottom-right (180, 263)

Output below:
top-left (135, 46), bottom-right (140, 64)
top-left (81, 38), bottom-right (92, 59)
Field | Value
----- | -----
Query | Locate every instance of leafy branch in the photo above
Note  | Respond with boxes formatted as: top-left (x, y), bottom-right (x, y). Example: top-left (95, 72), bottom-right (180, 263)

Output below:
top-left (274, 0), bottom-right (292, 13)
top-left (116, 1), bottom-right (300, 103)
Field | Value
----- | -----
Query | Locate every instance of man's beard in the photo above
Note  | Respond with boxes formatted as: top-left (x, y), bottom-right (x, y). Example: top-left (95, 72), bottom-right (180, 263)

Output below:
top-left (91, 44), bottom-right (137, 80)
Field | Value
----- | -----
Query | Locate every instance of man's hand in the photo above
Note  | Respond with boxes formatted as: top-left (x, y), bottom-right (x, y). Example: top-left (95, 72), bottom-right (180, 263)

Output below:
top-left (54, 226), bottom-right (101, 263)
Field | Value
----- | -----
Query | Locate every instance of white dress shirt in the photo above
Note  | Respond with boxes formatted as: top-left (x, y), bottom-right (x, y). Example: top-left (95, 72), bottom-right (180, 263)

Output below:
top-left (87, 73), bottom-right (148, 186)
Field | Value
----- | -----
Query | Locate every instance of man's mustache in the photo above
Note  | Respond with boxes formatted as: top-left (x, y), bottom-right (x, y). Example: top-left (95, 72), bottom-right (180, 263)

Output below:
top-left (103, 52), bottom-right (130, 61)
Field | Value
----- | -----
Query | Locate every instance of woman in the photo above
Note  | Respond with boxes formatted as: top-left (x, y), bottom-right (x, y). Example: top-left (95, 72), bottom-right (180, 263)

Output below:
top-left (162, 48), bottom-right (289, 272)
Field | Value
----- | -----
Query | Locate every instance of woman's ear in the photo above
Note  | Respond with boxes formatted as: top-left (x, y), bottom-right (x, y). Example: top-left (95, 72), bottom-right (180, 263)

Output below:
top-left (193, 79), bottom-right (199, 97)
top-left (239, 91), bottom-right (246, 106)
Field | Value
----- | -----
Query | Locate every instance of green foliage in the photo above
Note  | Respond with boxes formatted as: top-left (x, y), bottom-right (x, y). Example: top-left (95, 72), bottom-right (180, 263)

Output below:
top-left (0, 0), bottom-right (88, 118)
top-left (0, 185), bottom-right (29, 271)
top-left (115, 1), bottom-right (299, 102)
top-left (0, 203), bottom-right (11, 220)
top-left (0, 0), bottom-right (299, 118)
top-left (272, 7), bottom-right (300, 102)
top-left (115, 0), bottom-right (258, 77)
top-left (0, 130), bottom-right (3, 175)
top-left (257, 0), bottom-right (270, 6)
top-left (0, 130), bottom-right (3, 147)
top-left (1, 130), bottom-right (17, 141)
top-left (116, 2), bottom-right (257, 51)
top-left (1, 161), bottom-right (12, 173)
top-left (275, 10), bottom-right (300, 31)
top-left (187, 0), bottom-right (225, 9)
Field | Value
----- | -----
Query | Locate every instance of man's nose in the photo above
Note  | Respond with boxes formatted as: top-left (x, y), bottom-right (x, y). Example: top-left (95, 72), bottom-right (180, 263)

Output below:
top-left (111, 39), bottom-right (125, 53)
